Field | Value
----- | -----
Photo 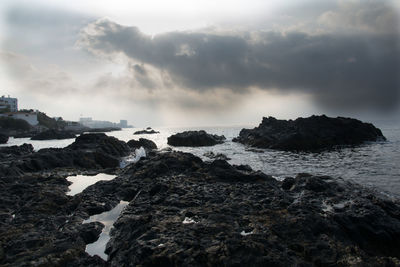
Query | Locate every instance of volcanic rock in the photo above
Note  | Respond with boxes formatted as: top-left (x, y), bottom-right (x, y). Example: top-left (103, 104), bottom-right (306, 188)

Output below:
top-left (203, 151), bottom-right (231, 161)
top-left (68, 133), bottom-right (130, 157)
top-left (0, 143), bottom-right (33, 159)
top-left (1, 149), bottom-right (400, 266)
top-left (127, 138), bottom-right (157, 150)
top-left (0, 133), bottom-right (8, 144)
top-left (168, 130), bottom-right (226, 147)
top-left (233, 115), bottom-right (386, 151)
top-left (31, 129), bottom-right (76, 140)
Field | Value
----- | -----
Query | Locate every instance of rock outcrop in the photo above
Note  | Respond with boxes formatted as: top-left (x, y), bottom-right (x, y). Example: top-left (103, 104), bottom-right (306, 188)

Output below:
top-left (101, 152), bottom-right (400, 266)
top-left (0, 133), bottom-right (131, 176)
top-left (127, 138), bottom-right (157, 150)
top-left (168, 130), bottom-right (226, 147)
top-left (31, 129), bottom-right (76, 140)
top-left (233, 115), bottom-right (386, 151)
top-left (0, 133), bottom-right (8, 144)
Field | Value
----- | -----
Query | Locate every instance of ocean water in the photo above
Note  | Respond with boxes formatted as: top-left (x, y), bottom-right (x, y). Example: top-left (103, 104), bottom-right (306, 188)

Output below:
top-left (1, 122), bottom-right (399, 197)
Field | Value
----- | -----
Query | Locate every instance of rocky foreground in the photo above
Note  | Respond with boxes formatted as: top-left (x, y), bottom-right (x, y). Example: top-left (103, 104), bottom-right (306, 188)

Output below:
top-left (0, 134), bottom-right (400, 266)
top-left (234, 115), bottom-right (386, 151)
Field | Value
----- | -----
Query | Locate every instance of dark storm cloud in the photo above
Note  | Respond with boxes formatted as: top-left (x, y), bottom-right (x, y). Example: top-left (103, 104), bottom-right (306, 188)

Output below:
top-left (79, 17), bottom-right (400, 111)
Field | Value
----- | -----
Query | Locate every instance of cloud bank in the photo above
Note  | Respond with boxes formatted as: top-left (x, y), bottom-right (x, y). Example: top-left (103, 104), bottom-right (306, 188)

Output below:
top-left (78, 7), bottom-right (399, 112)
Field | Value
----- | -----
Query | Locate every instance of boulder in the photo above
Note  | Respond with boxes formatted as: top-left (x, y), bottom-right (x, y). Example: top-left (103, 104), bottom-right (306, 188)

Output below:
top-left (233, 115), bottom-right (386, 151)
top-left (68, 133), bottom-right (130, 157)
top-left (31, 129), bottom-right (76, 140)
top-left (0, 133), bottom-right (8, 144)
top-left (127, 138), bottom-right (157, 150)
top-left (168, 130), bottom-right (226, 147)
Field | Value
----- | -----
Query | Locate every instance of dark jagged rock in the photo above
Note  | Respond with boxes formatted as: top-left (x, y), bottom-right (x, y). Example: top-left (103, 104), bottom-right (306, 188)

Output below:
top-left (68, 133), bottom-right (130, 157)
top-left (0, 174), bottom-right (105, 266)
top-left (31, 129), bottom-right (76, 140)
top-left (203, 151), bottom-right (231, 161)
top-left (127, 138), bottom-right (157, 150)
top-left (233, 115), bottom-right (386, 151)
top-left (168, 130), bottom-right (226, 147)
top-left (133, 128), bottom-right (159, 135)
top-left (1, 148), bottom-right (400, 266)
top-left (0, 134), bottom-right (130, 176)
top-left (0, 143), bottom-right (33, 158)
top-left (95, 152), bottom-right (400, 266)
top-left (0, 133), bottom-right (8, 144)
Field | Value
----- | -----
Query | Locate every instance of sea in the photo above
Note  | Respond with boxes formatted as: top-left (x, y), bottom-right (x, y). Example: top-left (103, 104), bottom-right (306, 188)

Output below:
top-left (2, 121), bottom-right (400, 198)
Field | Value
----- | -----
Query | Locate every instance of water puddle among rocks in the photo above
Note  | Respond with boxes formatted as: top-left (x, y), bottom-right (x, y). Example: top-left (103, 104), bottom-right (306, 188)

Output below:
top-left (83, 200), bottom-right (129, 260)
top-left (66, 173), bottom-right (116, 196)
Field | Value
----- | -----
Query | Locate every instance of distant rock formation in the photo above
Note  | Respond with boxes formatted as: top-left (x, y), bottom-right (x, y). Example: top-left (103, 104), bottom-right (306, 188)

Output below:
top-left (233, 115), bottom-right (386, 151)
top-left (31, 129), bottom-right (76, 140)
top-left (133, 128), bottom-right (159, 135)
top-left (168, 130), bottom-right (226, 147)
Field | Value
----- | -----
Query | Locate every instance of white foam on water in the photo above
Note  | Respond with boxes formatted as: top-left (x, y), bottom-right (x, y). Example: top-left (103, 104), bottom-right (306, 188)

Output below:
top-left (120, 147), bottom-right (146, 168)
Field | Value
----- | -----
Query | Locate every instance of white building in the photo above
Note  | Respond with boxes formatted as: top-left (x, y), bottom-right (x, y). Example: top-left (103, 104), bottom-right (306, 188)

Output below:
top-left (0, 95), bottom-right (18, 112)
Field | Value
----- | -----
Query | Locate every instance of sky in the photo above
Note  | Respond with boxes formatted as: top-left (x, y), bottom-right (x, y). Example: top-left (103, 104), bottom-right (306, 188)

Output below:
top-left (0, 0), bottom-right (399, 127)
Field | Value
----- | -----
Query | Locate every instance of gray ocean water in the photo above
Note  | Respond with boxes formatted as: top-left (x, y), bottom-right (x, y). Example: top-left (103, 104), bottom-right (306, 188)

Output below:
top-left (2, 121), bottom-right (400, 197)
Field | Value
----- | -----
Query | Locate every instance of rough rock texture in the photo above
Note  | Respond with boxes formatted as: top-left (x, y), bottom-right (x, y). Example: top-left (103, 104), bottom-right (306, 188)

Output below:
top-left (168, 130), bottom-right (226, 147)
top-left (68, 133), bottom-right (130, 158)
top-left (31, 129), bottom-right (76, 140)
top-left (133, 129), bottom-right (159, 135)
top-left (127, 138), bottom-right (157, 150)
top-left (0, 133), bottom-right (8, 144)
top-left (203, 151), bottom-right (231, 161)
top-left (0, 174), bottom-right (106, 266)
top-left (1, 137), bottom-right (400, 266)
top-left (233, 115), bottom-right (386, 151)
top-left (0, 144), bottom-right (34, 159)
top-left (100, 152), bottom-right (400, 266)
top-left (0, 133), bottom-right (131, 176)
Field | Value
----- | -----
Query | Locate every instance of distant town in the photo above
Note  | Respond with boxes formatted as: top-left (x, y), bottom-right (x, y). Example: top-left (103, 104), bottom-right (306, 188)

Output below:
top-left (0, 95), bottom-right (133, 130)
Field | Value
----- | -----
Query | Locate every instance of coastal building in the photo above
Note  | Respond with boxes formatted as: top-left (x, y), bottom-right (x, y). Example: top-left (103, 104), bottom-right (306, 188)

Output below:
top-left (119, 120), bottom-right (128, 128)
top-left (0, 95), bottom-right (18, 112)
top-left (79, 117), bottom-right (132, 128)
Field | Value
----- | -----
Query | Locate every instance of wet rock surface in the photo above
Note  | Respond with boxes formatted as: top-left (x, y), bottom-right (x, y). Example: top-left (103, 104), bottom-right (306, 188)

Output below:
top-left (0, 136), bottom-right (399, 266)
top-left (127, 138), bottom-right (157, 150)
top-left (30, 129), bottom-right (76, 140)
top-left (0, 133), bottom-right (8, 144)
top-left (168, 130), bottom-right (226, 147)
top-left (203, 151), bottom-right (231, 161)
top-left (233, 115), bottom-right (386, 151)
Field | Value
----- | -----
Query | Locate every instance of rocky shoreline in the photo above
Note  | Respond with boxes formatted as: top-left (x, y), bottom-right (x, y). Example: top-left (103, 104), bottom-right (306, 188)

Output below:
top-left (1, 130), bottom-right (399, 266)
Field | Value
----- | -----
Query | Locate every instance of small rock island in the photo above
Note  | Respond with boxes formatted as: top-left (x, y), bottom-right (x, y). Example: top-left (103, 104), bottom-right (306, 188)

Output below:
top-left (233, 115), bottom-right (385, 151)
